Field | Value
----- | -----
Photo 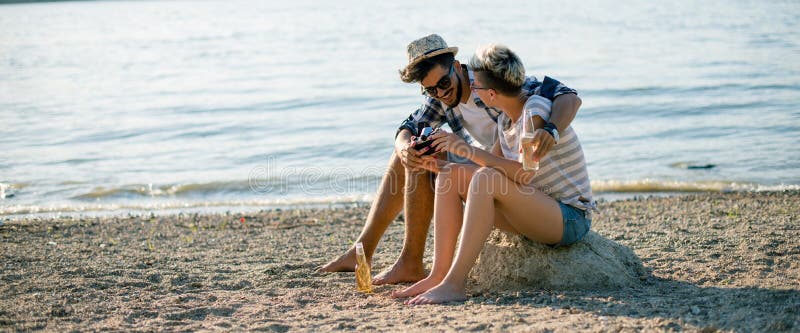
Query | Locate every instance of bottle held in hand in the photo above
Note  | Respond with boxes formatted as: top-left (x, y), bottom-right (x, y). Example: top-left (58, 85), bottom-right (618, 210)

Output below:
top-left (520, 109), bottom-right (539, 171)
top-left (520, 133), bottom-right (538, 171)
top-left (354, 242), bottom-right (373, 293)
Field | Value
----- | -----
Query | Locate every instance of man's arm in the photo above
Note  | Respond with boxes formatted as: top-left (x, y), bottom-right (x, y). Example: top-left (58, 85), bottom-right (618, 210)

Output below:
top-left (395, 97), bottom-right (448, 139)
top-left (550, 93), bottom-right (582, 132)
top-left (531, 76), bottom-right (582, 160)
top-left (394, 98), bottom-right (448, 170)
top-left (395, 128), bottom-right (427, 171)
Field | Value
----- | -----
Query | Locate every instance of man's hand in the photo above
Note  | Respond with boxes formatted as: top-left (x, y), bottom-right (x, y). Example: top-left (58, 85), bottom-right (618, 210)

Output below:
top-left (518, 128), bottom-right (555, 162)
top-left (395, 136), bottom-right (431, 171)
top-left (429, 132), bottom-right (472, 158)
top-left (524, 93), bottom-right (581, 161)
top-left (531, 128), bottom-right (555, 161)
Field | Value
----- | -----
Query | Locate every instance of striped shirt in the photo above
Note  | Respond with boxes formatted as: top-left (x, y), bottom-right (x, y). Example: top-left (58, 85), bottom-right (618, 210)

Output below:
top-left (497, 95), bottom-right (595, 213)
top-left (397, 65), bottom-right (577, 149)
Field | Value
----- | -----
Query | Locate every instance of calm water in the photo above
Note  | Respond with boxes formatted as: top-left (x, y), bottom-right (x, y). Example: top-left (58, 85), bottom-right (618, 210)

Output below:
top-left (2, 0), bottom-right (799, 216)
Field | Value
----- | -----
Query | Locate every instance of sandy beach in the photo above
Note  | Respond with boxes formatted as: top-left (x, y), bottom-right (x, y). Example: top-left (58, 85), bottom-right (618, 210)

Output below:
top-left (1, 191), bottom-right (798, 332)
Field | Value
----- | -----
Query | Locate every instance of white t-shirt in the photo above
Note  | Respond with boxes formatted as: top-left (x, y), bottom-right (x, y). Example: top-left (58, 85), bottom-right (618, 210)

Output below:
top-left (455, 89), bottom-right (499, 150)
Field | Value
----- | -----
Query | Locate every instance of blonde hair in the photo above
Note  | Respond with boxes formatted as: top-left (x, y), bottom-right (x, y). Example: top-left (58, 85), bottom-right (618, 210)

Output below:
top-left (469, 44), bottom-right (525, 95)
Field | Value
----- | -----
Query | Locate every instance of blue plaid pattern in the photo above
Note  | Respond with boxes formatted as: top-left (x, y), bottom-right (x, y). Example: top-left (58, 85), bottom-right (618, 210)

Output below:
top-left (397, 70), bottom-right (577, 146)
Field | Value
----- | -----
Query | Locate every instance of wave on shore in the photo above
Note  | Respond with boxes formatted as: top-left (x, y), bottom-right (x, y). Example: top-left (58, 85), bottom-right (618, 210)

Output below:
top-left (1, 179), bottom-right (798, 218)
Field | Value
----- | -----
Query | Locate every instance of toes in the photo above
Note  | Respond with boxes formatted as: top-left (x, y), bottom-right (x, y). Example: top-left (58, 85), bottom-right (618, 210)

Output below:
top-left (390, 290), bottom-right (406, 299)
top-left (316, 263), bottom-right (337, 273)
top-left (406, 295), bottom-right (427, 306)
top-left (316, 258), bottom-right (355, 273)
top-left (371, 270), bottom-right (391, 285)
top-left (413, 296), bottom-right (432, 306)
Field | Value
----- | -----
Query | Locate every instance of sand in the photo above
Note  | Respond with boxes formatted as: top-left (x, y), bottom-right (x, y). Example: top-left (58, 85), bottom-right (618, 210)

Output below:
top-left (1, 191), bottom-right (798, 332)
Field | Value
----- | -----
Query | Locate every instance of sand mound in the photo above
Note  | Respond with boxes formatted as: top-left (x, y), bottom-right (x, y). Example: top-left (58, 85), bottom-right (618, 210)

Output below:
top-left (471, 231), bottom-right (647, 291)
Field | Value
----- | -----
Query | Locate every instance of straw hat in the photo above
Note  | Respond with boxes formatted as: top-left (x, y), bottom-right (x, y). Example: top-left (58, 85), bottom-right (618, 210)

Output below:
top-left (403, 34), bottom-right (459, 72)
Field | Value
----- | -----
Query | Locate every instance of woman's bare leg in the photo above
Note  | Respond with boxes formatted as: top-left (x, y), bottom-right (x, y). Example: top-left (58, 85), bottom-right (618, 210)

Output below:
top-left (407, 167), bottom-right (563, 305)
top-left (392, 163), bottom-right (478, 298)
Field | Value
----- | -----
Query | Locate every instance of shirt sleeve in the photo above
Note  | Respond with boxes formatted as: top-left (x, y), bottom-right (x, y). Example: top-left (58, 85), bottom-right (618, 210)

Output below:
top-left (396, 96), bottom-right (448, 138)
top-left (538, 76), bottom-right (578, 100)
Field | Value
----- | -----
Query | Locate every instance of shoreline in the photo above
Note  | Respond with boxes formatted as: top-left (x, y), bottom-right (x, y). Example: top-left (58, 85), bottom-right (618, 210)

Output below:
top-left (2, 191), bottom-right (798, 331)
top-left (0, 189), bottom-right (779, 221)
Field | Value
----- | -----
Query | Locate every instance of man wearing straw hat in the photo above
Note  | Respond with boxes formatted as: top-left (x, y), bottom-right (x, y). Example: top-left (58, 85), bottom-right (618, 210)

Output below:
top-left (319, 34), bottom-right (582, 285)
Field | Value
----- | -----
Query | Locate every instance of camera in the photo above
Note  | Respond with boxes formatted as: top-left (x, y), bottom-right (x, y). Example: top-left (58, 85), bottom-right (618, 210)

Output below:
top-left (413, 122), bottom-right (440, 155)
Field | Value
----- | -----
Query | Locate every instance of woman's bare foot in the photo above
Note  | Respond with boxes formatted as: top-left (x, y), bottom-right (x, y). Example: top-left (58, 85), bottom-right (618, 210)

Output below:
top-left (405, 282), bottom-right (468, 305)
top-left (373, 258), bottom-right (426, 285)
top-left (317, 249), bottom-right (358, 272)
top-left (390, 274), bottom-right (443, 299)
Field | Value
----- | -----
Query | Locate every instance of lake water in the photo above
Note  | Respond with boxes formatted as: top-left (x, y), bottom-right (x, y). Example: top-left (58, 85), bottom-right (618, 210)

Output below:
top-left (1, 0), bottom-right (799, 217)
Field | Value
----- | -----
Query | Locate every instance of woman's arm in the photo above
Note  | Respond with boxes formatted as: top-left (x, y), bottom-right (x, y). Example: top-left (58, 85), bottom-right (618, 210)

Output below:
top-left (429, 119), bottom-right (544, 185)
top-left (490, 139), bottom-right (503, 157)
top-left (463, 141), bottom-right (535, 185)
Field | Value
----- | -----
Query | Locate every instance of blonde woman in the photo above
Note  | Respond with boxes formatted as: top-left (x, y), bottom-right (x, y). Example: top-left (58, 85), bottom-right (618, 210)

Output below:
top-left (393, 44), bottom-right (594, 304)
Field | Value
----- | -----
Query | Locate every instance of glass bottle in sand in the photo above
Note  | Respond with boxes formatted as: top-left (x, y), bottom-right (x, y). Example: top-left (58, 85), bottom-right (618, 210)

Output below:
top-left (520, 108), bottom-right (539, 171)
top-left (354, 242), bottom-right (373, 293)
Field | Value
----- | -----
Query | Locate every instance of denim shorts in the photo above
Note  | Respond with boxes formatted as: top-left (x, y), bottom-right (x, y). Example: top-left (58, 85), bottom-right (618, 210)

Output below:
top-left (555, 201), bottom-right (592, 247)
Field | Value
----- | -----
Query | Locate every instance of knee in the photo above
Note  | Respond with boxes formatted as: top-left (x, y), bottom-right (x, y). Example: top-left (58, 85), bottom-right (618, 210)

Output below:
top-left (434, 163), bottom-right (460, 192)
top-left (404, 165), bottom-right (430, 180)
top-left (389, 151), bottom-right (403, 170)
top-left (387, 152), bottom-right (405, 178)
top-left (473, 167), bottom-right (500, 180)
top-left (435, 163), bottom-right (460, 182)
top-left (469, 167), bottom-right (500, 194)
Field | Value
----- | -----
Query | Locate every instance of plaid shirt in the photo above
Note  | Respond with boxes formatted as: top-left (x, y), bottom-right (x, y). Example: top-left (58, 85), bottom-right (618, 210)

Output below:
top-left (398, 67), bottom-right (577, 147)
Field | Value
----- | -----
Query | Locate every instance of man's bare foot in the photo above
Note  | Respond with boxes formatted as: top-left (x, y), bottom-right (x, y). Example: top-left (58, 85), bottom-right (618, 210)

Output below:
top-left (390, 274), bottom-right (442, 298)
top-left (317, 249), bottom-right (358, 272)
top-left (405, 282), bottom-right (468, 305)
top-left (373, 259), bottom-right (426, 285)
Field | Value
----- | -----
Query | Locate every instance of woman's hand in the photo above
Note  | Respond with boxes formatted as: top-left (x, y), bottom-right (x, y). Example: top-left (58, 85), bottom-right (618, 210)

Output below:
top-left (419, 153), bottom-right (447, 173)
top-left (429, 132), bottom-right (472, 158)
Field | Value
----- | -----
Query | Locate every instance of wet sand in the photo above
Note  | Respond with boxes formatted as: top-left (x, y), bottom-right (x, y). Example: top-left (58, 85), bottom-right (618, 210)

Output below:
top-left (1, 191), bottom-right (798, 332)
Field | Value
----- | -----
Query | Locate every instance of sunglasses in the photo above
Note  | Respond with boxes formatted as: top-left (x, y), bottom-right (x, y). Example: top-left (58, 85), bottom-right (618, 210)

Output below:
top-left (421, 65), bottom-right (454, 97)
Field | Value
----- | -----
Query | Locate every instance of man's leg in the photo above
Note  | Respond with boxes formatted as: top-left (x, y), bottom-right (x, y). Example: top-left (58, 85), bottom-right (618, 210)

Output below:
top-left (372, 163), bottom-right (435, 285)
top-left (318, 152), bottom-right (406, 272)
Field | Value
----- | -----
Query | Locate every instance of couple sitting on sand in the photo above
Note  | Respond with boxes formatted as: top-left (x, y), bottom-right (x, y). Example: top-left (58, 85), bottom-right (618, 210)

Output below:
top-left (320, 34), bottom-right (595, 305)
